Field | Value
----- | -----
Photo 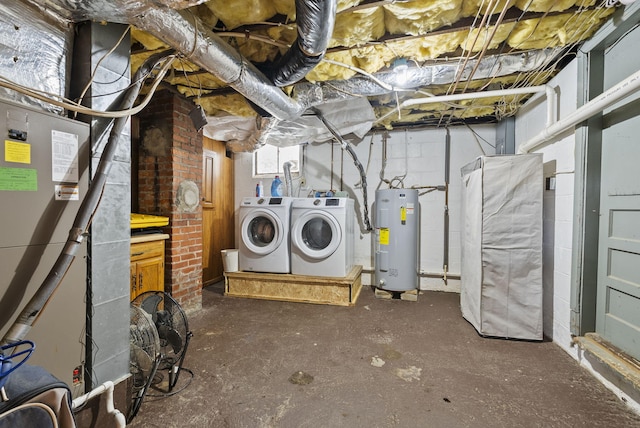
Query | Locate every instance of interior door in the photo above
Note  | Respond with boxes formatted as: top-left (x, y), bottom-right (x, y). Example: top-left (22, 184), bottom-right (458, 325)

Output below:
top-left (596, 129), bottom-right (640, 359)
top-left (595, 24), bottom-right (640, 360)
top-left (202, 137), bottom-right (234, 286)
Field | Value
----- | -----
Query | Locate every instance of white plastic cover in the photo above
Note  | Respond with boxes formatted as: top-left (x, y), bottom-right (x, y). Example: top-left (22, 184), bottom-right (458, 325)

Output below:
top-left (210, 97), bottom-right (375, 152)
top-left (460, 154), bottom-right (543, 341)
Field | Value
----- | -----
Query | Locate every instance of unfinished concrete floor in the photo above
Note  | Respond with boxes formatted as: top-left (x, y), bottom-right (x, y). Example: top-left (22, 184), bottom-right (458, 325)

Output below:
top-left (127, 283), bottom-right (640, 427)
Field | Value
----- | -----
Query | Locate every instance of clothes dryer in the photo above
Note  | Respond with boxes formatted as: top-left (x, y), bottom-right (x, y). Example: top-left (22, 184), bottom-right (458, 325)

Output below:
top-left (290, 197), bottom-right (354, 277)
top-left (238, 197), bottom-right (292, 273)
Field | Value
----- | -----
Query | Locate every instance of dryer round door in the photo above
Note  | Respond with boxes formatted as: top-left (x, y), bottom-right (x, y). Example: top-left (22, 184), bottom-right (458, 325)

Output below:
top-left (241, 208), bottom-right (284, 255)
top-left (292, 210), bottom-right (341, 259)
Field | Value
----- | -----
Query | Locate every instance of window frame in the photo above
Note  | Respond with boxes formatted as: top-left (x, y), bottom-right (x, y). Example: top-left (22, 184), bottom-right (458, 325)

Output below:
top-left (252, 143), bottom-right (304, 179)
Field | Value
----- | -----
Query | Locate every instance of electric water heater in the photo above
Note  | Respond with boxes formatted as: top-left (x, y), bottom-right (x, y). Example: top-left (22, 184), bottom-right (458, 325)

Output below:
top-left (374, 188), bottom-right (419, 291)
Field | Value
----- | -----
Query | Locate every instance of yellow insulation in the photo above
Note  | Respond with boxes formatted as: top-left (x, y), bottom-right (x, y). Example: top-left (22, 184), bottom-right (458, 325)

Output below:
top-left (337, 0), bottom-right (363, 13)
top-left (273, 0), bottom-right (296, 21)
top-left (197, 94), bottom-right (257, 117)
top-left (267, 25), bottom-right (298, 56)
top-left (305, 50), bottom-right (359, 82)
top-left (192, 4), bottom-right (219, 28)
top-left (384, 0), bottom-right (464, 36)
top-left (330, 7), bottom-right (385, 48)
top-left (460, 22), bottom-right (517, 52)
top-left (375, 93), bottom-right (524, 128)
top-left (131, 27), bottom-right (167, 50)
top-left (514, 0), bottom-right (597, 13)
top-left (508, 7), bottom-right (614, 49)
top-left (461, 0), bottom-right (513, 18)
top-left (352, 46), bottom-right (391, 75)
top-left (205, 0), bottom-right (277, 29)
top-left (166, 73), bottom-right (225, 90)
top-left (127, 0), bottom-right (618, 124)
top-left (385, 31), bottom-right (468, 62)
top-left (226, 30), bottom-right (282, 63)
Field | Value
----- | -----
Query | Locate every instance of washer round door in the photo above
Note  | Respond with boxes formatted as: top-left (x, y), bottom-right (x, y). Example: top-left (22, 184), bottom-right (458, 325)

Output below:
top-left (241, 208), bottom-right (284, 255)
top-left (292, 210), bottom-right (341, 259)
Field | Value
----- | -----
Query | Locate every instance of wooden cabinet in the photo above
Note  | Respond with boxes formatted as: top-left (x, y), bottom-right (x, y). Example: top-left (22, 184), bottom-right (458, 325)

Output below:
top-left (130, 234), bottom-right (168, 301)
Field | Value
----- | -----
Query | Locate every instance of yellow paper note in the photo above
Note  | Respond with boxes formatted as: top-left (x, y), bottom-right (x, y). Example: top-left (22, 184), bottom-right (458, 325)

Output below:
top-left (5, 140), bottom-right (31, 164)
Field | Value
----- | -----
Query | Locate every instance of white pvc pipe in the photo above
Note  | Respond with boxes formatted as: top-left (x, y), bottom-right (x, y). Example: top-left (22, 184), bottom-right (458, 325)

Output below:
top-left (402, 85), bottom-right (549, 107)
top-left (72, 381), bottom-right (126, 428)
top-left (375, 85), bottom-right (551, 125)
top-left (518, 68), bottom-right (640, 153)
top-left (546, 85), bottom-right (557, 127)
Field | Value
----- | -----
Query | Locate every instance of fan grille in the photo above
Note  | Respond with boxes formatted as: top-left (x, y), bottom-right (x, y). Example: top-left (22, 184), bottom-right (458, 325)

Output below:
top-left (129, 306), bottom-right (160, 391)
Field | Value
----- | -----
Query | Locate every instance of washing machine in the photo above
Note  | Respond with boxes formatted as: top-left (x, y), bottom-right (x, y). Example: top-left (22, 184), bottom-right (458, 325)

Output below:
top-left (238, 196), bottom-right (293, 273)
top-left (290, 197), bottom-right (355, 277)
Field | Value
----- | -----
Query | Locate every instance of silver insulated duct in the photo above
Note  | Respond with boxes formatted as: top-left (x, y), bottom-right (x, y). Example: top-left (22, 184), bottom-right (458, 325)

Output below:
top-left (22, 0), bottom-right (337, 121)
top-left (17, 0), bottom-right (565, 152)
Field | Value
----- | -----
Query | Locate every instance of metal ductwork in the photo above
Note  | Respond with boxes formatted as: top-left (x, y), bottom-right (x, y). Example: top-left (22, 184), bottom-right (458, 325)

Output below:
top-left (292, 49), bottom-right (555, 106)
top-left (127, 7), bottom-right (305, 120)
top-left (19, 0), bottom-right (568, 152)
top-left (25, 0), bottom-right (337, 121)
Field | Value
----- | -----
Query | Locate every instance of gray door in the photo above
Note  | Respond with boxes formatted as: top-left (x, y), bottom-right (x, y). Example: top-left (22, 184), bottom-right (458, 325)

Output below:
top-left (597, 136), bottom-right (640, 359)
top-left (595, 23), bottom-right (640, 360)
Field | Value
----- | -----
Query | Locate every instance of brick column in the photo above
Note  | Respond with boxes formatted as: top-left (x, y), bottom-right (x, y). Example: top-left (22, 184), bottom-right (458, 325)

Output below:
top-left (137, 90), bottom-right (203, 312)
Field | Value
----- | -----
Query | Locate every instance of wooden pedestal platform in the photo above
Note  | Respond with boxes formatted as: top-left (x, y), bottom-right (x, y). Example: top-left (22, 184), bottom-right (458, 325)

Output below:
top-left (224, 265), bottom-right (362, 306)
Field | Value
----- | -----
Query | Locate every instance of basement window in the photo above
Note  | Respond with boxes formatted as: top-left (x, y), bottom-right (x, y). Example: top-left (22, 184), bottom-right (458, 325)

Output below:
top-left (253, 144), bottom-right (301, 178)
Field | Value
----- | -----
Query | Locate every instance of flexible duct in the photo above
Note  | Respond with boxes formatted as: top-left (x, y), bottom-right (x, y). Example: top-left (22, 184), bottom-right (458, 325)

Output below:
top-left (292, 50), bottom-right (554, 106)
top-left (24, 0), bottom-right (554, 127)
top-left (283, 161), bottom-right (294, 197)
top-left (23, 0), bottom-right (336, 120)
top-left (269, 0), bottom-right (337, 87)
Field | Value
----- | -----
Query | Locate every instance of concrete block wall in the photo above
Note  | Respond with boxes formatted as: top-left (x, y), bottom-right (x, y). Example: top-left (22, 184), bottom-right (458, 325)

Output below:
top-left (515, 59), bottom-right (578, 350)
top-left (233, 125), bottom-right (497, 292)
top-left (137, 90), bottom-right (203, 313)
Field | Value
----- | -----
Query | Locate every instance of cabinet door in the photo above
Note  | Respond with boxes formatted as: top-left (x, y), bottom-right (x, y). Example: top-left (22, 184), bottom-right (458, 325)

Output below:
top-left (130, 239), bottom-right (166, 301)
top-left (137, 255), bottom-right (164, 296)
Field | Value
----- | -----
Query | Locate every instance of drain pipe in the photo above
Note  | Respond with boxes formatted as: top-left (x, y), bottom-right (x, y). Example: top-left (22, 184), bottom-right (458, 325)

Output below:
top-left (72, 381), bottom-right (126, 428)
top-left (518, 69), bottom-right (640, 153)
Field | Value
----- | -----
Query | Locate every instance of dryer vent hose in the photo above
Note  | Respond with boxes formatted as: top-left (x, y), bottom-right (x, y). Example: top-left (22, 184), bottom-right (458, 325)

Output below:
top-left (283, 161), bottom-right (294, 197)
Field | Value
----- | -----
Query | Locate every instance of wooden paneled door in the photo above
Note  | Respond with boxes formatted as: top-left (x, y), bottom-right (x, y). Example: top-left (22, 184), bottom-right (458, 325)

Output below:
top-left (202, 137), bottom-right (235, 286)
